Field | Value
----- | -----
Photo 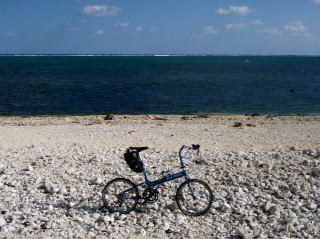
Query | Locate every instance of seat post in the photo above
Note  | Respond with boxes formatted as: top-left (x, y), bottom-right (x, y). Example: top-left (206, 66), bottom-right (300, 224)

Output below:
top-left (141, 160), bottom-right (149, 183)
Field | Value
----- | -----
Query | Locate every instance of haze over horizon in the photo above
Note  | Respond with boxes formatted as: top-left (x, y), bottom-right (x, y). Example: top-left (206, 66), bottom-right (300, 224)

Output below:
top-left (1, 0), bottom-right (320, 55)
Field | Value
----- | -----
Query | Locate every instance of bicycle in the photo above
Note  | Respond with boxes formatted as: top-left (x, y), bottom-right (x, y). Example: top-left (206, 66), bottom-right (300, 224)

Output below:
top-left (101, 144), bottom-right (213, 217)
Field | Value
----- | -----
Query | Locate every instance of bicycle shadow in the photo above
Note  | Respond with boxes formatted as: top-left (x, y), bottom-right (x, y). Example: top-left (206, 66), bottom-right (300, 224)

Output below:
top-left (32, 199), bottom-right (106, 214)
top-left (35, 199), bottom-right (151, 216)
top-left (57, 201), bottom-right (106, 213)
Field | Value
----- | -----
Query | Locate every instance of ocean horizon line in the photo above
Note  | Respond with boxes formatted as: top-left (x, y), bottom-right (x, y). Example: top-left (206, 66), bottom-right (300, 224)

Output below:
top-left (1, 54), bottom-right (320, 57)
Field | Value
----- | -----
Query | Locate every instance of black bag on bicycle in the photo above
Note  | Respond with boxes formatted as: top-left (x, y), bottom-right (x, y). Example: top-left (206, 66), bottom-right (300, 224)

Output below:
top-left (124, 149), bottom-right (143, 173)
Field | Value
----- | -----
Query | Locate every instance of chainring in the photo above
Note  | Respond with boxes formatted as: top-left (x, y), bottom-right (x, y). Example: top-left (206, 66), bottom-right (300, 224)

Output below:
top-left (142, 188), bottom-right (159, 203)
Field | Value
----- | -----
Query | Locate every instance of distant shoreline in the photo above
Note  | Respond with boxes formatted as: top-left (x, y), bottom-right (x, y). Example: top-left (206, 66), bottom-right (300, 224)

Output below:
top-left (1, 113), bottom-right (320, 119)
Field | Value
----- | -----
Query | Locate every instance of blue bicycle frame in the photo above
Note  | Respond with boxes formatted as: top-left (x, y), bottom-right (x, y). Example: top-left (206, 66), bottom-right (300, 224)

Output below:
top-left (134, 145), bottom-right (197, 199)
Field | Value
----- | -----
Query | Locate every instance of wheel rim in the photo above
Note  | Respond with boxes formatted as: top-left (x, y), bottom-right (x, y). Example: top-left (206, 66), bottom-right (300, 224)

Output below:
top-left (176, 180), bottom-right (213, 216)
top-left (102, 179), bottom-right (138, 213)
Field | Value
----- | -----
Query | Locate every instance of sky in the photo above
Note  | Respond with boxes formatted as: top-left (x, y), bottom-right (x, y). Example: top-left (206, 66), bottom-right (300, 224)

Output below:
top-left (1, 0), bottom-right (320, 55)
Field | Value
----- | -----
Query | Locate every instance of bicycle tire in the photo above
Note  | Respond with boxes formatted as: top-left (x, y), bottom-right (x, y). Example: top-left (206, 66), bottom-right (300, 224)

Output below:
top-left (175, 179), bottom-right (213, 216)
top-left (102, 178), bottom-right (139, 214)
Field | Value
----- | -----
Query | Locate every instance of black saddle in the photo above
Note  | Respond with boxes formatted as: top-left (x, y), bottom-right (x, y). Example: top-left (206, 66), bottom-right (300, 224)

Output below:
top-left (129, 147), bottom-right (149, 152)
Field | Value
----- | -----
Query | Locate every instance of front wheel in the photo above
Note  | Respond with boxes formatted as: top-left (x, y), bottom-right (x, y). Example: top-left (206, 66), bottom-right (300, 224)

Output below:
top-left (102, 178), bottom-right (139, 214)
top-left (175, 179), bottom-right (213, 216)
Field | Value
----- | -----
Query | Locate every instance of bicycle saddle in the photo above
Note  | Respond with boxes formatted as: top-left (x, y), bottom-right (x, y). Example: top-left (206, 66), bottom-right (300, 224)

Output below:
top-left (129, 147), bottom-right (149, 152)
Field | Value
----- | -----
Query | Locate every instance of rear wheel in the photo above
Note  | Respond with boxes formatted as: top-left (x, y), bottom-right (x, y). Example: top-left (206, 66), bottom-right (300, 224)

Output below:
top-left (175, 179), bottom-right (213, 216)
top-left (102, 178), bottom-right (139, 214)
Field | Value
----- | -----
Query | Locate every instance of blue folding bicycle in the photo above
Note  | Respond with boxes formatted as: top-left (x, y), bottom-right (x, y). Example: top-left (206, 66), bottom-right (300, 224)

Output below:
top-left (102, 144), bottom-right (213, 216)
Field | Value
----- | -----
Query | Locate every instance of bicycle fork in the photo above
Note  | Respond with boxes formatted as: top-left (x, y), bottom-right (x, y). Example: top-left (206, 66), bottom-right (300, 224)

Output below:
top-left (184, 174), bottom-right (197, 200)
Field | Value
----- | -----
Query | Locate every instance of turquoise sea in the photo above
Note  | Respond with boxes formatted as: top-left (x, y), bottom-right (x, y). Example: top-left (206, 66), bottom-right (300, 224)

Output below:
top-left (0, 55), bottom-right (319, 115)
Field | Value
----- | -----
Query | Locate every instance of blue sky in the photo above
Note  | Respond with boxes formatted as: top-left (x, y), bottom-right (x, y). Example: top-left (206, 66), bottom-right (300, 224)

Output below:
top-left (1, 0), bottom-right (320, 55)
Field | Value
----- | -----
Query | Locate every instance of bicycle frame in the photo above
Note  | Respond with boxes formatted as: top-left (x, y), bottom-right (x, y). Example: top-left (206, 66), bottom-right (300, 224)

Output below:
top-left (120, 167), bottom-right (191, 201)
top-left (119, 145), bottom-right (197, 200)
top-left (134, 145), bottom-right (196, 199)
top-left (139, 163), bottom-right (188, 188)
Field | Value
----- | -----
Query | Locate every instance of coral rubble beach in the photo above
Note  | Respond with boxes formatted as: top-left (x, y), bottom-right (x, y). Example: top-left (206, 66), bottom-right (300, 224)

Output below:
top-left (0, 114), bottom-right (319, 238)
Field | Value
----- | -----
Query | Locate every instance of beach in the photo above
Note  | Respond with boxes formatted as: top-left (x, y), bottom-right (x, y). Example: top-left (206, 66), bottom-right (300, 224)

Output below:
top-left (0, 114), bottom-right (319, 238)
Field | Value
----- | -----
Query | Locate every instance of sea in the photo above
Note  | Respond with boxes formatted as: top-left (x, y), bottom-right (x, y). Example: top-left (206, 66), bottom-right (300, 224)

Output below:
top-left (0, 55), bottom-right (319, 115)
